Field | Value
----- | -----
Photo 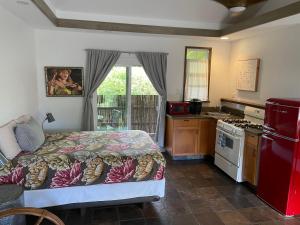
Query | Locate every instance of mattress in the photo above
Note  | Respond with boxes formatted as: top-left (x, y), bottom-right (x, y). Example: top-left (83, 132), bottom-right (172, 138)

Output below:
top-left (0, 130), bottom-right (166, 190)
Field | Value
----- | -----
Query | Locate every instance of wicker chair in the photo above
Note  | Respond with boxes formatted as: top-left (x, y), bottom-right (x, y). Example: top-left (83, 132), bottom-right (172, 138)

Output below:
top-left (0, 207), bottom-right (65, 225)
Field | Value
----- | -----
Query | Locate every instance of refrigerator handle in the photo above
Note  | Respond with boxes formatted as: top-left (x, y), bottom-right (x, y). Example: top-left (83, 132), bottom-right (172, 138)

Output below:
top-left (263, 125), bottom-right (275, 131)
top-left (262, 135), bottom-right (274, 141)
top-left (263, 131), bottom-right (299, 143)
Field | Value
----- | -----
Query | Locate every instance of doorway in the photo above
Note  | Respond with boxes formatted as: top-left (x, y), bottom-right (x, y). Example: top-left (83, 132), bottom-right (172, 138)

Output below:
top-left (96, 66), bottom-right (158, 135)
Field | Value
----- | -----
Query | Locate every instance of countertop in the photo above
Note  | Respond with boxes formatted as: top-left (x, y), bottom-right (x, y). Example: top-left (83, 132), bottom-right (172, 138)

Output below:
top-left (167, 113), bottom-right (263, 135)
top-left (166, 113), bottom-right (211, 119)
top-left (166, 112), bottom-right (241, 121)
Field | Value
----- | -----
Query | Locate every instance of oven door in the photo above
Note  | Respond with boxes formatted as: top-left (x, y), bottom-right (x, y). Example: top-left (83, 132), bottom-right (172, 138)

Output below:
top-left (215, 128), bottom-right (242, 166)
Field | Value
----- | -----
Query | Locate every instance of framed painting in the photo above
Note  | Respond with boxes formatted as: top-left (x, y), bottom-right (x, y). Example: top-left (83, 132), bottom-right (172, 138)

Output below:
top-left (236, 59), bottom-right (260, 92)
top-left (45, 67), bottom-right (84, 97)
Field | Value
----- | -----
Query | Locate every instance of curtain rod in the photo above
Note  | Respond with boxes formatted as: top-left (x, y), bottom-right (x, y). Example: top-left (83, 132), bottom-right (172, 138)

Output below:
top-left (84, 49), bottom-right (169, 55)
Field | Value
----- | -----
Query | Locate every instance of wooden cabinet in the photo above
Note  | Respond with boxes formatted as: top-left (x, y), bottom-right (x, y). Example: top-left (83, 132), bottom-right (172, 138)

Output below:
top-left (174, 126), bottom-right (199, 156)
top-left (198, 119), bottom-right (211, 155)
top-left (208, 119), bottom-right (217, 156)
top-left (243, 131), bottom-right (261, 186)
top-left (165, 116), bottom-right (217, 158)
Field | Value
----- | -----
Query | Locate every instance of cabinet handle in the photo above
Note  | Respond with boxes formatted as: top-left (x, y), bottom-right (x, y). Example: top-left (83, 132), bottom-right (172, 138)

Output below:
top-left (184, 120), bottom-right (189, 122)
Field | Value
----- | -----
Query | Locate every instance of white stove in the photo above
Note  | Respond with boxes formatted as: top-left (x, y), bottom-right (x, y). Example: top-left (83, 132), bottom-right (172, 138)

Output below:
top-left (214, 106), bottom-right (265, 182)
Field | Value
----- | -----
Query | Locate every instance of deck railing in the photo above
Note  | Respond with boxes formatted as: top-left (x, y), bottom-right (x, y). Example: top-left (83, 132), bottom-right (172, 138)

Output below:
top-left (97, 95), bottom-right (159, 133)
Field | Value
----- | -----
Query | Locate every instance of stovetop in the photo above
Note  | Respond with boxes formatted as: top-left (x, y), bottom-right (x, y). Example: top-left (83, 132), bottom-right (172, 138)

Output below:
top-left (221, 118), bottom-right (263, 130)
top-left (234, 123), bottom-right (263, 129)
top-left (222, 119), bottom-right (251, 124)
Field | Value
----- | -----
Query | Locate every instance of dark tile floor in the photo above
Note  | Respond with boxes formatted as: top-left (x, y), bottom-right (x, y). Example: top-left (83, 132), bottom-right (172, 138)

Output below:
top-left (38, 155), bottom-right (300, 225)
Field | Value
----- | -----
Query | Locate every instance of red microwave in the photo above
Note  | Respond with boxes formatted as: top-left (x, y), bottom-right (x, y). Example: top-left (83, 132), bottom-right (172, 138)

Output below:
top-left (167, 101), bottom-right (190, 115)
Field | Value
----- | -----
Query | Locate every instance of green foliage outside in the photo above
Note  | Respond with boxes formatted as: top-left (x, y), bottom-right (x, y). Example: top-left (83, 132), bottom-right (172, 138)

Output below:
top-left (97, 67), bottom-right (127, 96)
top-left (186, 49), bottom-right (209, 60)
top-left (97, 66), bottom-right (157, 106)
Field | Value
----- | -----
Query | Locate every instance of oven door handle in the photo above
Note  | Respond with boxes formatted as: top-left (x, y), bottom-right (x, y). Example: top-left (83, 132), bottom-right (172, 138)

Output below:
top-left (216, 128), bottom-right (240, 140)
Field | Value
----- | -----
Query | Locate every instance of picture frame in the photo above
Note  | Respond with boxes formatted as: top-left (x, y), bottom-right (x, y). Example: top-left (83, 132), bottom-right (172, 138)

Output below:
top-left (45, 66), bottom-right (84, 97)
top-left (236, 59), bottom-right (260, 92)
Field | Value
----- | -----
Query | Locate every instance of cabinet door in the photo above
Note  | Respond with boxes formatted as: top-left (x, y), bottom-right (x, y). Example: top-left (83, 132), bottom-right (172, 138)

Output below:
top-left (208, 119), bottom-right (217, 156)
top-left (243, 134), bottom-right (259, 186)
top-left (199, 119), bottom-right (210, 155)
top-left (165, 117), bottom-right (173, 154)
top-left (173, 127), bottom-right (199, 156)
top-left (243, 143), bottom-right (256, 184)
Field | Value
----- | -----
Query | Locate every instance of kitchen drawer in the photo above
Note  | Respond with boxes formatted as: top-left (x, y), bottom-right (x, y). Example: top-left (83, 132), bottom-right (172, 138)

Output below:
top-left (215, 153), bottom-right (238, 181)
top-left (246, 133), bottom-right (259, 146)
top-left (174, 119), bottom-right (199, 127)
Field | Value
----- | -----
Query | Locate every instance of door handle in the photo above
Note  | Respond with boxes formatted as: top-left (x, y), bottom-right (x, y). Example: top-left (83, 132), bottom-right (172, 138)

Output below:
top-left (272, 109), bottom-right (288, 114)
top-left (263, 125), bottom-right (275, 131)
top-left (262, 135), bottom-right (274, 141)
top-left (263, 125), bottom-right (274, 130)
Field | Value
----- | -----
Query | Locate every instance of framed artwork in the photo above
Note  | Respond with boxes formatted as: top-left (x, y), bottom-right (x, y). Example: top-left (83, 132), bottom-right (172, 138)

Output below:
top-left (236, 59), bottom-right (260, 92)
top-left (45, 67), bottom-right (84, 97)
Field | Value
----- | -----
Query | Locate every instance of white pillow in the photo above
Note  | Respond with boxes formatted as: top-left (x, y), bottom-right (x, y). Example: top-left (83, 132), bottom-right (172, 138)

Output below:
top-left (0, 121), bottom-right (22, 159)
top-left (15, 115), bottom-right (31, 124)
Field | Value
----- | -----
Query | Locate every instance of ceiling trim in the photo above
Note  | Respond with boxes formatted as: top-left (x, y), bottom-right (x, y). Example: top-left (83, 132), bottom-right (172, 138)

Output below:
top-left (31, 0), bottom-right (57, 25)
top-left (57, 19), bottom-right (221, 36)
top-left (222, 1), bottom-right (300, 35)
top-left (31, 0), bottom-right (300, 37)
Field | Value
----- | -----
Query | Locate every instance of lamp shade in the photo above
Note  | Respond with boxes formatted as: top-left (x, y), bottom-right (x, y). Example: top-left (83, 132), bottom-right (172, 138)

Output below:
top-left (45, 113), bottom-right (55, 123)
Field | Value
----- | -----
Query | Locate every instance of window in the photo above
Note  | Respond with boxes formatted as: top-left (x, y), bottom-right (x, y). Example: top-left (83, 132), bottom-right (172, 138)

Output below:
top-left (183, 47), bottom-right (212, 102)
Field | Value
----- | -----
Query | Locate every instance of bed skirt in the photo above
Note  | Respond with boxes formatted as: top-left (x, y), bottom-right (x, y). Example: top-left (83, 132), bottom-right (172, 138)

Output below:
top-left (24, 179), bottom-right (165, 208)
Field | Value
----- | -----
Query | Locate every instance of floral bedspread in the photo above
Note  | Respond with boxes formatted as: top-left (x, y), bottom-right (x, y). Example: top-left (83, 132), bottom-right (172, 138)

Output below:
top-left (0, 130), bottom-right (166, 190)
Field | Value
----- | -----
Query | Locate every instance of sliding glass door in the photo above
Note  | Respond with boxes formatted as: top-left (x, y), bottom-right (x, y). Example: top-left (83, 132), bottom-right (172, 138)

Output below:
top-left (96, 66), bottom-right (158, 135)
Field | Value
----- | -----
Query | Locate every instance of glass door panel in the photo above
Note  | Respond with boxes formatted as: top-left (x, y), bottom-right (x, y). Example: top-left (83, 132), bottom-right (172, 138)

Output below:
top-left (131, 66), bottom-right (158, 135)
top-left (96, 66), bottom-right (127, 131)
top-left (96, 66), bottom-right (158, 135)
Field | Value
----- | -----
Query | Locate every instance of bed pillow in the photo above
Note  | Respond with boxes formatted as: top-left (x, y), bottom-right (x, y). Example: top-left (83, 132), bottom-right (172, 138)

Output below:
top-left (15, 117), bottom-right (45, 152)
top-left (15, 114), bottom-right (31, 124)
top-left (0, 121), bottom-right (22, 159)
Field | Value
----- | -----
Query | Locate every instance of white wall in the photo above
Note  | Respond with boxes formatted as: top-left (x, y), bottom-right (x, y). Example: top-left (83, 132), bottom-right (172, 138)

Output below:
top-left (228, 25), bottom-right (300, 104)
top-left (35, 29), bottom-right (231, 130)
top-left (0, 5), bottom-right (37, 125)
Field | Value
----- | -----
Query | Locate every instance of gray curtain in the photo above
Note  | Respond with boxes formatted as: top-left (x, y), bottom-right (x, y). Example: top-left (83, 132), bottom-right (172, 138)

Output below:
top-left (82, 49), bottom-right (121, 131)
top-left (135, 52), bottom-right (167, 147)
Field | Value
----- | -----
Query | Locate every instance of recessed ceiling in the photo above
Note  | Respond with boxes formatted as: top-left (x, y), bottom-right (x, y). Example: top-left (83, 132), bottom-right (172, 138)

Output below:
top-left (47, 0), bottom-right (300, 28)
top-left (49, 0), bottom-right (228, 29)
top-left (0, 0), bottom-right (299, 38)
top-left (50, 0), bottom-right (226, 21)
top-left (0, 0), bottom-right (53, 28)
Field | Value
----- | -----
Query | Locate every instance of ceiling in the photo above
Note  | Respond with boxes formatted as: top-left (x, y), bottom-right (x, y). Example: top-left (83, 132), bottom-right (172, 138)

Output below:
top-left (0, 0), bottom-right (299, 38)
top-left (48, 0), bottom-right (300, 28)
top-left (49, 0), bottom-right (227, 29)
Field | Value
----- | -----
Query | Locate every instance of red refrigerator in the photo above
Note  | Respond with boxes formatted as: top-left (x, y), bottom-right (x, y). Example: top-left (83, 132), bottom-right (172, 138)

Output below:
top-left (257, 98), bottom-right (300, 216)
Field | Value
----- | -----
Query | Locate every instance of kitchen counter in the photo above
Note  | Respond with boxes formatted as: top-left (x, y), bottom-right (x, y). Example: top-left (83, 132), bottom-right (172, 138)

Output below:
top-left (166, 113), bottom-right (210, 119)
top-left (166, 112), bottom-right (241, 121)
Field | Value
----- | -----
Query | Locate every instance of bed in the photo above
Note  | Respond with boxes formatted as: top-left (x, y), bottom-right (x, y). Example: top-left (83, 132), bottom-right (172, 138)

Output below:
top-left (0, 130), bottom-right (166, 208)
